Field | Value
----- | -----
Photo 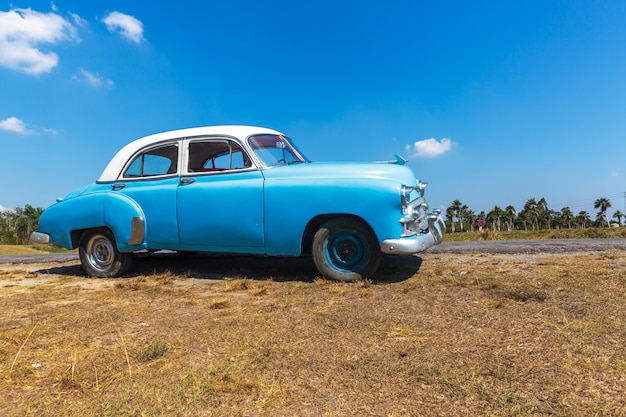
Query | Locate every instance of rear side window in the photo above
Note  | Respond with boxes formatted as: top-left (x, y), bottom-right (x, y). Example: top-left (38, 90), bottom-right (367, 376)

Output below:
top-left (188, 140), bottom-right (252, 172)
top-left (123, 144), bottom-right (178, 178)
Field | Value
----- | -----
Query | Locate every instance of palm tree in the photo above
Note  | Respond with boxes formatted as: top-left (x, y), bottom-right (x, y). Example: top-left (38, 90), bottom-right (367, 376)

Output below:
top-left (449, 200), bottom-right (463, 232)
top-left (613, 210), bottom-right (623, 227)
top-left (504, 205), bottom-right (516, 231)
top-left (465, 208), bottom-right (476, 232)
top-left (522, 198), bottom-right (541, 230)
top-left (576, 211), bottom-right (591, 229)
top-left (487, 206), bottom-right (503, 231)
top-left (594, 198), bottom-right (612, 228)
top-left (445, 206), bottom-right (456, 233)
top-left (594, 212), bottom-right (607, 227)
top-left (560, 207), bottom-right (574, 229)
top-left (537, 198), bottom-right (553, 229)
top-left (460, 204), bottom-right (470, 232)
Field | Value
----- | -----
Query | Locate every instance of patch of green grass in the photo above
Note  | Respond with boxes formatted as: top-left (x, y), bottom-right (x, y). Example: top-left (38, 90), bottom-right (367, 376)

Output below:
top-left (444, 227), bottom-right (626, 241)
top-left (136, 341), bottom-right (168, 362)
top-left (0, 244), bottom-right (71, 254)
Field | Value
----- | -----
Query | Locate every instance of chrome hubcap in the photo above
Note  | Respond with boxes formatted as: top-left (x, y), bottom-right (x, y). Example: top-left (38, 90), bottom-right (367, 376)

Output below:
top-left (87, 236), bottom-right (114, 271)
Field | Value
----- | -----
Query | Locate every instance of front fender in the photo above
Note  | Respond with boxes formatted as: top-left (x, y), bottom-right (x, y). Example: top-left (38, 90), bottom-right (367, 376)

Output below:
top-left (264, 177), bottom-right (402, 255)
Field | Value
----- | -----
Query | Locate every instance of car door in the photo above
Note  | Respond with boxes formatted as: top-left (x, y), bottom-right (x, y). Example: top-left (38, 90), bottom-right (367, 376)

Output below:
top-left (176, 138), bottom-right (265, 251)
top-left (110, 142), bottom-right (180, 247)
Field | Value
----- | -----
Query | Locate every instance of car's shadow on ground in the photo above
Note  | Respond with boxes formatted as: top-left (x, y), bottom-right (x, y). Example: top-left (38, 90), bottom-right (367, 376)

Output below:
top-left (36, 263), bottom-right (86, 277)
top-left (36, 253), bottom-right (423, 284)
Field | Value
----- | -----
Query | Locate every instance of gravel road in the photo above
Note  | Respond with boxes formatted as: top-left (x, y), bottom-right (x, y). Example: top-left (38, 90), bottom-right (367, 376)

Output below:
top-left (0, 252), bottom-right (80, 264)
top-left (1, 238), bottom-right (625, 265)
top-left (427, 238), bottom-right (626, 254)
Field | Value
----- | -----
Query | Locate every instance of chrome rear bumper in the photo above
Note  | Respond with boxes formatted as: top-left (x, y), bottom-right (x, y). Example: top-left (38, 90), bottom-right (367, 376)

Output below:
top-left (381, 212), bottom-right (445, 254)
top-left (30, 231), bottom-right (51, 245)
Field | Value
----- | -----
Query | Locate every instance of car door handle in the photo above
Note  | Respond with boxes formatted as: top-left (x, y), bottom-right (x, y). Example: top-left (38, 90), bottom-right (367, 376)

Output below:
top-left (180, 177), bottom-right (196, 185)
top-left (111, 183), bottom-right (126, 191)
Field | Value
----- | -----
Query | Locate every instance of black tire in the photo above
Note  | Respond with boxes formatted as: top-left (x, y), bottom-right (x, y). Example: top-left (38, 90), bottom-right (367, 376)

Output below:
top-left (78, 229), bottom-right (133, 277)
top-left (312, 218), bottom-right (382, 281)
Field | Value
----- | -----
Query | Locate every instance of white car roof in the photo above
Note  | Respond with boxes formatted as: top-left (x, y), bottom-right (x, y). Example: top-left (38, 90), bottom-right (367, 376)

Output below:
top-left (98, 125), bottom-right (284, 182)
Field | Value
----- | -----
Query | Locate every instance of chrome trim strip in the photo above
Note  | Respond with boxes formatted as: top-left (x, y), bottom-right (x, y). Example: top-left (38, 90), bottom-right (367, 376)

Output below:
top-left (128, 216), bottom-right (145, 245)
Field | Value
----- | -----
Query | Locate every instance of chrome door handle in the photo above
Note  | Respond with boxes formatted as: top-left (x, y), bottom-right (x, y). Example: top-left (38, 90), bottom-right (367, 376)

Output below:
top-left (180, 177), bottom-right (196, 185)
top-left (112, 183), bottom-right (126, 190)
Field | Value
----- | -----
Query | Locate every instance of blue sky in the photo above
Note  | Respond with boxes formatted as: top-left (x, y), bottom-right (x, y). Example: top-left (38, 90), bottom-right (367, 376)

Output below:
top-left (1, 1), bottom-right (625, 220)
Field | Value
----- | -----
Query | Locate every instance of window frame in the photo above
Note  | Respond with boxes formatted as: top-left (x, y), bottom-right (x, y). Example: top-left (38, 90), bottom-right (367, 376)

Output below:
top-left (119, 141), bottom-right (181, 181)
top-left (183, 137), bottom-right (256, 175)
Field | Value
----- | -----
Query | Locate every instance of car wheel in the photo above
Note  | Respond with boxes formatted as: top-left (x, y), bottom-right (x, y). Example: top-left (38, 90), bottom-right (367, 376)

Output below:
top-left (312, 218), bottom-right (382, 281)
top-left (79, 229), bottom-right (133, 277)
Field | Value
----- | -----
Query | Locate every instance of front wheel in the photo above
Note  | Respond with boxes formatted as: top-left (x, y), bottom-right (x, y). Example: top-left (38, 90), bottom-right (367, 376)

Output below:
top-left (312, 218), bottom-right (382, 281)
top-left (79, 229), bottom-right (133, 277)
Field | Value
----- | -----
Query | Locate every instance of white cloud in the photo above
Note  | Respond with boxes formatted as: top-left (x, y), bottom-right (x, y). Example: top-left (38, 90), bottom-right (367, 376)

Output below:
top-left (0, 116), bottom-right (36, 135)
top-left (0, 116), bottom-right (58, 135)
top-left (0, 8), bottom-right (79, 75)
top-left (69, 12), bottom-right (87, 27)
top-left (103, 11), bottom-right (144, 44)
top-left (0, 204), bottom-right (14, 212)
top-left (405, 137), bottom-right (455, 158)
top-left (73, 68), bottom-right (114, 88)
top-left (610, 170), bottom-right (621, 177)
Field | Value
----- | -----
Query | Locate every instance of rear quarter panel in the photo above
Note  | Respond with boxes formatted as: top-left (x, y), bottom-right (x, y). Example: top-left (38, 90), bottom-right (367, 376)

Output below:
top-left (37, 185), bottom-right (146, 251)
top-left (37, 193), bottom-right (107, 249)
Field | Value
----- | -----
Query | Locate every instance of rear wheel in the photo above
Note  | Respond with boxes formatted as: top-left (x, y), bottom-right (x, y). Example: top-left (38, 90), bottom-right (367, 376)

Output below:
top-left (312, 218), bottom-right (382, 281)
top-left (79, 229), bottom-right (133, 277)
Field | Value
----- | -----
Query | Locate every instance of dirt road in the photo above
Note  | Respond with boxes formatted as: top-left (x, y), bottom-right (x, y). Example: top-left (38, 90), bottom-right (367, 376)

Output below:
top-left (428, 237), bottom-right (626, 254)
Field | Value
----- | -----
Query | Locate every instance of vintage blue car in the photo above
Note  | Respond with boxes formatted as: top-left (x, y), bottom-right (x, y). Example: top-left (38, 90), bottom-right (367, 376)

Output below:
top-left (31, 125), bottom-right (445, 281)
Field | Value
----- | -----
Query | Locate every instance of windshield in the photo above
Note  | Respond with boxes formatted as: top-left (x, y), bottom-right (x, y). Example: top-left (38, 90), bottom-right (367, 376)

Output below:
top-left (247, 134), bottom-right (308, 167)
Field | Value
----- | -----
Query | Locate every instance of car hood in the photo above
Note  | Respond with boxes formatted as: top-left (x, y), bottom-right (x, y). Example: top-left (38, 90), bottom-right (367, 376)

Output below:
top-left (261, 161), bottom-right (419, 184)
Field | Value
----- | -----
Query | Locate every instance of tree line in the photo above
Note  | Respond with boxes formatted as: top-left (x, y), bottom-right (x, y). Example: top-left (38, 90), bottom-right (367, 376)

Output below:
top-left (445, 197), bottom-right (621, 232)
top-left (0, 205), bottom-right (44, 245)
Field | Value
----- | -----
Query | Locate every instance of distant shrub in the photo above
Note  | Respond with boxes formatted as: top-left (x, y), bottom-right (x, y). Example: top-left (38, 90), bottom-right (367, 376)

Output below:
top-left (478, 229), bottom-right (498, 240)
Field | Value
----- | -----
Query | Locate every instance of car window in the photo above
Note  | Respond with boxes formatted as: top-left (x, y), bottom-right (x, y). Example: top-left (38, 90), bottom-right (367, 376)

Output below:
top-left (188, 140), bottom-right (252, 172)
top-left (123, 144), bottom-right (178, 178)
top-left (247, 134), bottom-right (307, 167)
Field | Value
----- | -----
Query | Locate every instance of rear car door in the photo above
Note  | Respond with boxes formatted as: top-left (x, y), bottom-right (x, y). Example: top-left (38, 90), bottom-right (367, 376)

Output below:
top-left (176, 138), bottom-right (265, 251)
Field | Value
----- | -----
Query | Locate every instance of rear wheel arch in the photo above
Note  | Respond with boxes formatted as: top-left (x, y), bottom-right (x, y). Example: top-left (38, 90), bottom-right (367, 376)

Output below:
top-left (70, 226), bottom-right (114, 249)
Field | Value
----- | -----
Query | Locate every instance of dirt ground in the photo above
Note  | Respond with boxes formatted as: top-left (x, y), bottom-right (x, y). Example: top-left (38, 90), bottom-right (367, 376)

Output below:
top-left (1, 251), bottom-right (625, 417)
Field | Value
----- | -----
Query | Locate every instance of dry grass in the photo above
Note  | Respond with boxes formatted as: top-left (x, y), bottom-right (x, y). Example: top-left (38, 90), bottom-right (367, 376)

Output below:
top-left (0, 251), bottom-right (625, 416)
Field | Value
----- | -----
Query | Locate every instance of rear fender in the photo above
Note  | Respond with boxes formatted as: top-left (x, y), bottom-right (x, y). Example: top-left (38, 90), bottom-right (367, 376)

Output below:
top-left (103, 193), bottom-right (146, 252)
top-left (38, 193), bottom-right (146, 251)
top-left (38, 194), bottom-right (107, 249)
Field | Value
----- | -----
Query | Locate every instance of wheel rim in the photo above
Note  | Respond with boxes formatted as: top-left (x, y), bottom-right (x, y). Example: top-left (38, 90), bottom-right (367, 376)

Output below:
top-left (86, 235), bottom-right (115, 272)
top-left (325, 230), bottom-right (367, 272)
